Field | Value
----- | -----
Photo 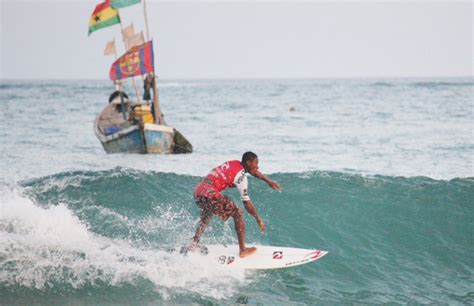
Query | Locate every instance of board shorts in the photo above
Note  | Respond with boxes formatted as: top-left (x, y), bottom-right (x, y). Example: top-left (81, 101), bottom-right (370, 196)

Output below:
top-left (194, 184), bottom-right (238, 221)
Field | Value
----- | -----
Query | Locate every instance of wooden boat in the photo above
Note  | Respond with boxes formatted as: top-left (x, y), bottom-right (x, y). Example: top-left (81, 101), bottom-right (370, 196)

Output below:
top-left (89, 0), bottom-right (192, 154)
top-left (94, 92), bottom-right (192, 154)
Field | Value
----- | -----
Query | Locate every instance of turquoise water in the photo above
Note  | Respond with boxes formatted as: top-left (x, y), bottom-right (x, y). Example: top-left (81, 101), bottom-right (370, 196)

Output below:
top-left (1, 170), bottom-right (472, 304)
top-left (1, 78), bottom-right (473, 304)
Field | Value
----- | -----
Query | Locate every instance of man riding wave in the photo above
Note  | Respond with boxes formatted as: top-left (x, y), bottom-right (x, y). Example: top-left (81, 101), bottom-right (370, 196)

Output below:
top-left (190, 152), bottom-right (281, 258)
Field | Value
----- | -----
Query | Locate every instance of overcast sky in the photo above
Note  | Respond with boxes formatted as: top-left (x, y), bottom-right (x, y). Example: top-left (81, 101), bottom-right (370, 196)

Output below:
top-left (0, 0), bottom-right (472, 79)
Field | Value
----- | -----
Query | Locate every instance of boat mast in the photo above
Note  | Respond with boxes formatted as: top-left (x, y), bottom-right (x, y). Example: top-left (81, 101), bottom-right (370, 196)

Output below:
top-left (117, 10), bottom-right (141, 103)
top-left (143, 0), bottom-right (150, 41)
top-left (109, 38), bottom-right (127, 120)
top-left (142, 0), bottom-right (163, 124)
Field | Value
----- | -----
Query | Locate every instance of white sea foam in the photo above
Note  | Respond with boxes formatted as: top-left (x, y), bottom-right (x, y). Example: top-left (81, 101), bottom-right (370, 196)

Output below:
top-left (0, 187), bottom-right (248, 299)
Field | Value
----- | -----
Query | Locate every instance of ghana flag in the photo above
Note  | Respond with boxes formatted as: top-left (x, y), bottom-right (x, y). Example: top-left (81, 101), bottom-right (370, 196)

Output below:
top-left (88, 0), bottom-right (120, 36)
top-left (109, 41), bottom-right (154, 80)
top-left (111, 0), bottom-right (141, 9)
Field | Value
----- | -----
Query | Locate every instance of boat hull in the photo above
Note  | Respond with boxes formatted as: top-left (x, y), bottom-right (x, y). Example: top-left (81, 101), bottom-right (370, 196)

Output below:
top-left (143, 123), bottom-right (174, 154)
top-left (94, 103), bottom-right (192, 154)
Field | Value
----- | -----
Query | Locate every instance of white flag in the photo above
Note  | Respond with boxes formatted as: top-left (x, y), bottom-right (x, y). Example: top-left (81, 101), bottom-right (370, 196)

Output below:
top-left (104, 39), bottom-right (116, 56)
top-left (127, 31), bottom-right (145, 49)
top-left (122, 23), bottom-right (135, 40)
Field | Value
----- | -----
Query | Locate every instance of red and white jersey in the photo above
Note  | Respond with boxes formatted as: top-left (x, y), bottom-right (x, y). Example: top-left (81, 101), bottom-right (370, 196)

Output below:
top-left (195, 160), bottom-right (250, 201)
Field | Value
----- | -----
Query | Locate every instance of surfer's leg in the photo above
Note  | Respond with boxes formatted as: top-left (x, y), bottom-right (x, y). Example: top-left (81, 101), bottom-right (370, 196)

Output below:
top-left (190, 196), bottom-right (214, 251)
top-left (191, 211), bottom-right (212, 250)
top-left (232, 208), bottom-right (257, 258)
top-left (215, 195), bottom-right (247, 253)
top-left (215, 195), bottom-right (256, 258)
top-left (233, 208), bottom-right (245, 250)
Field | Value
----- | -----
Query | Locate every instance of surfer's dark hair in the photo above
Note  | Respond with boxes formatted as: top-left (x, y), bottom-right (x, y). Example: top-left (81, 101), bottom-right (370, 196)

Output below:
top-left (242, 151), bottom-right (258, 164)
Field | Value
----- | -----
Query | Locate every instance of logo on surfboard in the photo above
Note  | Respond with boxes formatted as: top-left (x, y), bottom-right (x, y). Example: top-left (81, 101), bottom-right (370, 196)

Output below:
top-left (305, 250), bottom-right (323, 260)
top-left (218, 255), bottom-right (235, 265)
top-left (272, 251), bottom-right (283, 259)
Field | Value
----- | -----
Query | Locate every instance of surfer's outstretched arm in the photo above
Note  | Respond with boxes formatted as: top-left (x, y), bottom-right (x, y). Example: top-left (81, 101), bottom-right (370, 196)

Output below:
top-left (243, 200), bottom-right (266, 232)
top-left (253, 170), bottom-right (281, 191)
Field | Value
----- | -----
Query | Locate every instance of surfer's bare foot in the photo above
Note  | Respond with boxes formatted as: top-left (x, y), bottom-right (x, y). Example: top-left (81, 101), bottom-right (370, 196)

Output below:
top-left (239, 247), bottom-right (257, 258)
top-left (187, 242), bottom-right (198, 252)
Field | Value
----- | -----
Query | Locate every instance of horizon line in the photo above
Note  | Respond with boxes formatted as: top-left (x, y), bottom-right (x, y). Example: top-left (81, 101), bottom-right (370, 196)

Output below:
top-left (1, 75), bottom-right (473, 82)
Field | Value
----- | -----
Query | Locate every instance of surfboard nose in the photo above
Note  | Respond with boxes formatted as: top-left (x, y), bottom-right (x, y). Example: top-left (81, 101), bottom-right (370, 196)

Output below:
top-left (306, 250), bottom-right (328, 260)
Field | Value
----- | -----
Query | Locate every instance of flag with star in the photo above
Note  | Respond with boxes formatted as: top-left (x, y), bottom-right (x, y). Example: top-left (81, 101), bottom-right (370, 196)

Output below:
top-left (88, 0), bottom-right (120, 36)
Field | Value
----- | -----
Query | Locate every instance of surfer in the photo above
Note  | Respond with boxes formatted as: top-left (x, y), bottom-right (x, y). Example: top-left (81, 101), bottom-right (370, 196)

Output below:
top-left (190, 152), bottom-right (281, 258)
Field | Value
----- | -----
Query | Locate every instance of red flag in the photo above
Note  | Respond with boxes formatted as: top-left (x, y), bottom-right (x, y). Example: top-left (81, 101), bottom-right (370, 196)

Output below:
top-left (109, 41), bottom-right (154, 80)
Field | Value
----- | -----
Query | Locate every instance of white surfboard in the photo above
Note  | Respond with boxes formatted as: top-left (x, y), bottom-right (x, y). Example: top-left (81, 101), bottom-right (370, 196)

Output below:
top-left (204, 245), bottom-right (328, 270)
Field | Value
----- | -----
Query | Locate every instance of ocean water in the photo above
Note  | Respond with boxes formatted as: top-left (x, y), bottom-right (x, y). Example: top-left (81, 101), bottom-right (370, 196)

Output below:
top-left (0, 78), bottom-right (473, 304)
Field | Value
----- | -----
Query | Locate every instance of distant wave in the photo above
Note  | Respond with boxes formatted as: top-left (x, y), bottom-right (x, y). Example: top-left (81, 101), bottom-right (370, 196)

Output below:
top-left (410, 81), bottom-right (474, 89)
top-left (0, 83), bottom-right (33, 90)
top-left (365, 80), bottom-right (474, 89)
top-left (159, 82), bottom-right (203, 88)
top-left (369, 81), bottom-right (394, 87)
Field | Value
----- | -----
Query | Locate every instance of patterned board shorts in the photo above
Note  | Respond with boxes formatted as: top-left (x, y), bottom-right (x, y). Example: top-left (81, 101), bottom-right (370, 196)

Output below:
top-left (194, 193), bottom-right (238, 221)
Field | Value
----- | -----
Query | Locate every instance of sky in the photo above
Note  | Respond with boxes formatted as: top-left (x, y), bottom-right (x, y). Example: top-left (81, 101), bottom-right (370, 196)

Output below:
top-left (0, 0), bottom-right (472, 79)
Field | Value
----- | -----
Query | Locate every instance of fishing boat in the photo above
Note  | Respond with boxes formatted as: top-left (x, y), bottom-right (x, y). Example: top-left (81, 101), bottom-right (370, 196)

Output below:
top-left (88, 0), bottom-right (192, 154)
top-left (93, 91), bottom-right (193, 154)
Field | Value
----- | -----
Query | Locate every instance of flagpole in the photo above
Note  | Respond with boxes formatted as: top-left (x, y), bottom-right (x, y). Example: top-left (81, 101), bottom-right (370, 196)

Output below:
top-left (111, 38), bottom-right (123, 95)
top-left (143, 0), bottom-right (150, 42)
top-left (141, 0), bottom-right (163, 124)
top-left (152, 74), bottom-right (163, 125)
top-left (117, 10), bottom-right (141, 104)
top-left (141, 1), bottom-right (151, 109)
top-left (113, 38), bottom-right (118, 59)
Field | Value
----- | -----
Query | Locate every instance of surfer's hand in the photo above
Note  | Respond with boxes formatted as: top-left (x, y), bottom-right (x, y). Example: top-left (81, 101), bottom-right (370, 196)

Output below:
top-left (257, 218), bottom-right (266, 232)
top-left (268, 180), bottom-right (281, 191)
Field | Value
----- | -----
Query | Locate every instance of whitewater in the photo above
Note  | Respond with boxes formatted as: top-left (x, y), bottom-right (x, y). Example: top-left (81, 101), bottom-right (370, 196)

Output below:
top-left (0, 78), bottom-right (473, 304)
